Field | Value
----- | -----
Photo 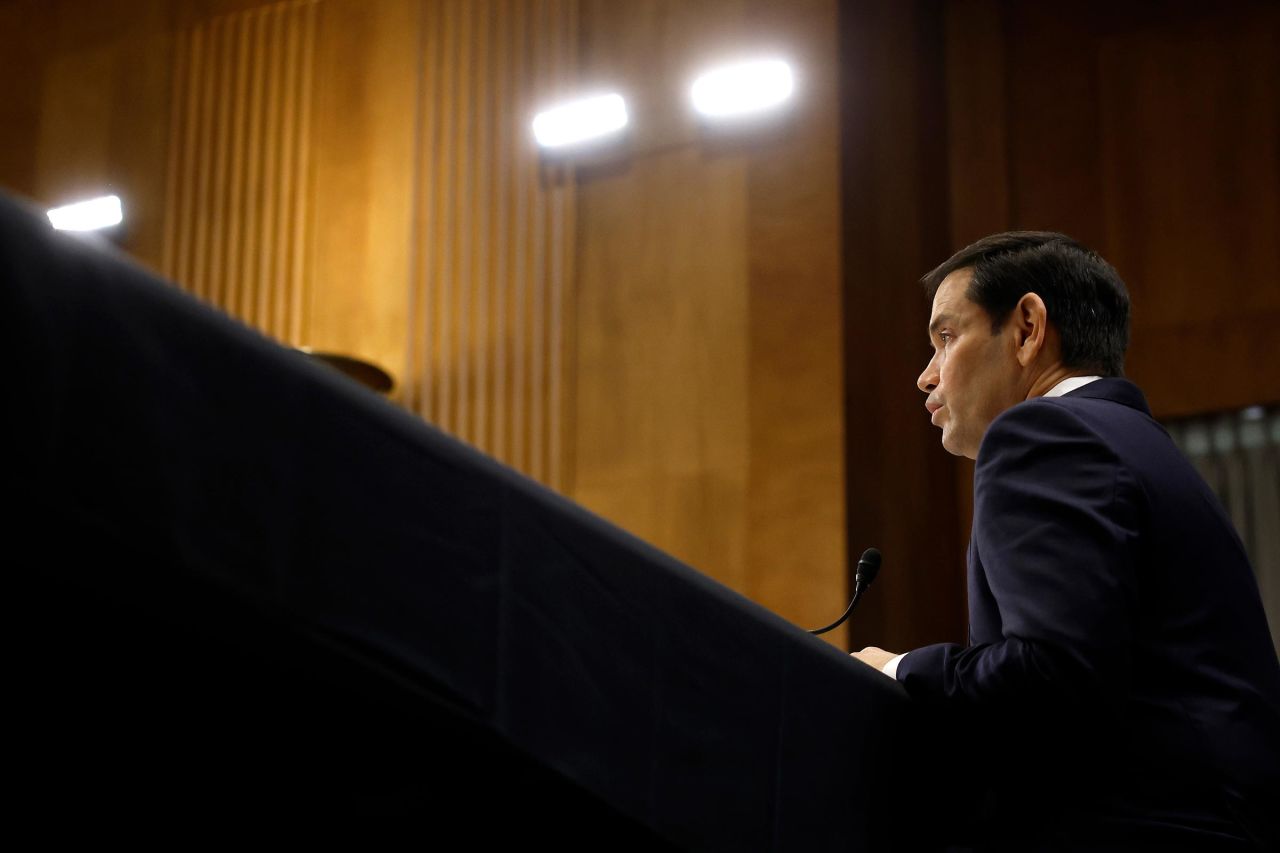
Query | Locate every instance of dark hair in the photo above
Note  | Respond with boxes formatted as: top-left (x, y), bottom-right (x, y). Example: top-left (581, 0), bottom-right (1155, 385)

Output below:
top-left (922, 231), bottom-right (1130, 377)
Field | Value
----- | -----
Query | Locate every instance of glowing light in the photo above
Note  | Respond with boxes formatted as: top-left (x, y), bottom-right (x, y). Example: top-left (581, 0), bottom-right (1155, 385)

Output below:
top-left (690, 59), bottom-right (794, 119)
top-left (47, 195), bottom-right (123, 231)
top-left (532, 93), bottom-right (628, 149)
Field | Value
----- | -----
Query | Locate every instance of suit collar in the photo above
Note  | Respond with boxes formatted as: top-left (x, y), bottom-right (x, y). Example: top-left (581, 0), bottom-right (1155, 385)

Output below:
top-left (1062, 376), bottom-right (1151, 415)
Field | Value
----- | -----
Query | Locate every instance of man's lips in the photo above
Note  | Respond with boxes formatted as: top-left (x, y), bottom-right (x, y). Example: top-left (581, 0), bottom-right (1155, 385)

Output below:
top-left (926, 401), bottom-right (944, 424)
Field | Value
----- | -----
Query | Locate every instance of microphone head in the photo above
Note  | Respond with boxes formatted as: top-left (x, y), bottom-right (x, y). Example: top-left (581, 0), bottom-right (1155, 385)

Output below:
top-left (855, 547), bottom-right (882, 587)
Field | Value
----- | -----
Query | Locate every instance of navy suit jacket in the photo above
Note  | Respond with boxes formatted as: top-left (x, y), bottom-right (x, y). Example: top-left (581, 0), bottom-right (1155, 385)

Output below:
top-left (897, 378), bottom-right (1280, 850)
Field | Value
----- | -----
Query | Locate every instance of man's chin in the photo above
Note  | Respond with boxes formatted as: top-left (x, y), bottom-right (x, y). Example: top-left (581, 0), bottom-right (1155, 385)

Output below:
top-left (940, 427), bottom-right (975, 459)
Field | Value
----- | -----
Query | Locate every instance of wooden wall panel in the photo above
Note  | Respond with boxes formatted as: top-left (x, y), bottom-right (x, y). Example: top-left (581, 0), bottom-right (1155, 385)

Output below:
top-left (574, 0), bottom-right (847, 643)
top-left (404, 0), bottom-right (578, 491)
top-left (743, 0), bottom-right (847, 645)
top-left (28, 0), bottom-right (174, 268)
top-left (307, 0), bottom-right (418, 387)
top-left (573, 0), bottom-right (752, 596)
top-left (573, 143), bottom-right (752, 588)
top-left (943, 0), bottom-right (1008, 248)
top-left (1095, 4), bottom-right (1280, 417)
top-left (1000, 4), bottom-right (1108, 249)
top-left (162, 0), bottom-right (319, 345)
top-left (0, 0), bottom-right (53, 198)
top-left (839, 0), bottom-right (966, 653)
top-left (946, 0), bottom-right (1280, 420)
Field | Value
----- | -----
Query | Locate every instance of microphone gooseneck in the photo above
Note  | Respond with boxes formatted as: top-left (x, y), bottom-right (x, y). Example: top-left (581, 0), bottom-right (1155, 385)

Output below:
top-left (808, 547), bottom-right (882, 635)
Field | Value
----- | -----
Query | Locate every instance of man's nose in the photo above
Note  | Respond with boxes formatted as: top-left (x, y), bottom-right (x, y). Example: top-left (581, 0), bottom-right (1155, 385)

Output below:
top-left (917, 356), bottom-right (938, 394)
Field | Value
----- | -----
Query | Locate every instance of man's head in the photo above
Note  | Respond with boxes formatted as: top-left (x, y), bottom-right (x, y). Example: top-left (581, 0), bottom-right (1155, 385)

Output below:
top-left (916, 231), bottom-right (1131, 459)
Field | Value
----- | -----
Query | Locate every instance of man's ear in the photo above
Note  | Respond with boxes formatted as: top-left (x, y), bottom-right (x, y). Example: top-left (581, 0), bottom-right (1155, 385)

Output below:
top-left (1013, 292), bottom-right (1048, 367)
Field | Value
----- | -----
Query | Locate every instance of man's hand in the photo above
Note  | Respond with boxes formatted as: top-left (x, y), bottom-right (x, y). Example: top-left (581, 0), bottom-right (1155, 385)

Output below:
top-left (850, 646), bottom-right (897, 672)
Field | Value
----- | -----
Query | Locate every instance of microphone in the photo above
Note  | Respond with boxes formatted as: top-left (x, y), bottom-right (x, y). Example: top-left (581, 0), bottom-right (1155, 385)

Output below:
top-left (854, 546), bottom-right (882, 589)
top-left (808, 547), bottom-right (882, 635)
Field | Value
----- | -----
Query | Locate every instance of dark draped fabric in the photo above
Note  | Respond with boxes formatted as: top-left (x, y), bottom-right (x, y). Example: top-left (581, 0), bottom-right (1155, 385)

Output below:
top-left (4, 191), bottom-right (923, 847)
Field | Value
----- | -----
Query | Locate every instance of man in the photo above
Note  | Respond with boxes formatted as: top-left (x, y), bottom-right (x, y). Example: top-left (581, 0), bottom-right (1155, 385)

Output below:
top-left (852, 232), bottom-right (1280, 850)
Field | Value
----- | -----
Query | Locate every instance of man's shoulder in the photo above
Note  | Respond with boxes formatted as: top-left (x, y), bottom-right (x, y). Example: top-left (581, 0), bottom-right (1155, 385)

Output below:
top-left (978, 394), bottom-right (1111, 459)
top-left (980, 379), bottom-right (1157, 458)
top-left (971, 392), bottom-right (1158, 501)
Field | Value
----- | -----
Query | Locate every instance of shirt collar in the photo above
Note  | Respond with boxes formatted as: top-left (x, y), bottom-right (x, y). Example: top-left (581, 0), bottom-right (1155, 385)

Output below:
top-left (1043, 375), bottom-right (1102, 398)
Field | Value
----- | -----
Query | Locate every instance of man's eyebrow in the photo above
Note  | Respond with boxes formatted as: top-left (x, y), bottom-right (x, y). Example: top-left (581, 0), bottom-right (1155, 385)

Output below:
top-left (928, 313), bottom-right (954, 336)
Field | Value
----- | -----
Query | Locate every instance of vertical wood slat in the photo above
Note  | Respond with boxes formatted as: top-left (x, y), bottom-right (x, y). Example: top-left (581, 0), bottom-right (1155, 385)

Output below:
top-left (274, 4), bottom-right (299, 341)
top-left (226, 13), bottom-right (251, 321)
top-left (406, 0), bottom-right (576, 491)
top-left (190, 17), bottom-right (216, 303)
top-left (437, 0), bottom-right (456, 431)
top-left (528, 0), bottom-right (546, 484)
top-left (162, 0), bottom-right (318, 347)
top-left (244, 8), bottom-right (268, 332)
top-left (161, 24), bottom-right (189, 281)
top-left (460, 0), bottom-right (481, 440)
top-left (549, 0), bottom-right (575, 493)
top-left (510, 1), bottom-right (528, 475)
top-left (492, 5), bottom-right (510, 464)
top-left (292, 0), bottom-right (317, 346)
top-left (162, 0), bottom-right (572, 490)
top-left (407, 0), bottom-right (441, 417)
top-left (490, 0), bottom-right (511, 465)
top-left (473, 0), bottom-right (492, 457)
top-left (208, 14), bottom-right (235, 309)
top-left (261, 4), bottom-right (284, 336)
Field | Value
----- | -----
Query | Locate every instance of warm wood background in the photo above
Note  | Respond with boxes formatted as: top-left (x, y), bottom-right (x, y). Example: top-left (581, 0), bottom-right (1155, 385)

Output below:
top-left (571, 0), bottom-right (846, 640)
top-left (2, 0), bottom-right (1274, 655)
top-left (1, 0), bottom-right (850, 646)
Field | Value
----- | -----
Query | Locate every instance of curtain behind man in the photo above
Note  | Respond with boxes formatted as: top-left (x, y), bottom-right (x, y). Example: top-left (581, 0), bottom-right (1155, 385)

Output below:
top-left (1167, 406), bottom-right (1280, 653)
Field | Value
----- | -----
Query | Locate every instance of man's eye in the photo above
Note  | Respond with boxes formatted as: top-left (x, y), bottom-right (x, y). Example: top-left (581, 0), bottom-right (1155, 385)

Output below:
top-left (939, 333), bottom-right (953, 345)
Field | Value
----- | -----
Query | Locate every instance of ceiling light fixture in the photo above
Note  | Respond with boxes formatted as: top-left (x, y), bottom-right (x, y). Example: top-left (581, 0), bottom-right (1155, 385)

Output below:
top-left (690, 59), bottom-right (794, 120)
top-left (532, 93), bottom-right (629, 150)
top-left (47, 194), bottom-right (124, 232)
